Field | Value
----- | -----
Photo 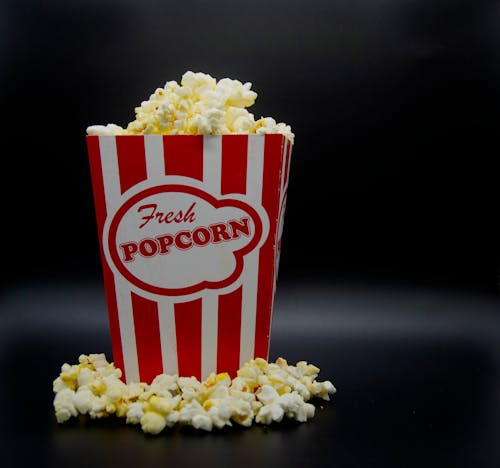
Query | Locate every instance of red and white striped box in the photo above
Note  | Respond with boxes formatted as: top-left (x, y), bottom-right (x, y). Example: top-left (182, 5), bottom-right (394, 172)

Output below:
top-left (87, 134), bottom-right (292, 383)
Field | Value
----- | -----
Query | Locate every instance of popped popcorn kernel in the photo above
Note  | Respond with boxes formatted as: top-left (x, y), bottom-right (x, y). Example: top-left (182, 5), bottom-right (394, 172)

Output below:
top-left (126, 402), bottom-right (145, 425)
top-left (52, 354), bottom-right (335, 433)
top-left (86, 124), bottom-right (127, 137)
top-left (192, 413), bottom-right (213, 431)
top-left (206, 400), bottom-right (232, 429)
top-left (86, 71), bottom-right (294, 143)
top-left (148, 395), bottom-right (176, 414)
top-left (310, 380), bottom-right (337, 401)
top-left (53, 388), bottom-right (77, 423)
top-left (140, 411), bottom-right (167, 435)
top-left (73, 388), bottom-right (94, 414)
top-left (228, 399), bottom-right (254, 427)
top-left (256, 384), bottom-right (280, 406)
top-left (59, 363), bottom-right (80, 390)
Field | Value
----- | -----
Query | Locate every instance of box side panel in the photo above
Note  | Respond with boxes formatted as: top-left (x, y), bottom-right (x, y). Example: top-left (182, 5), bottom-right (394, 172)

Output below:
top-left (254, 134), bottom-right (289, 360)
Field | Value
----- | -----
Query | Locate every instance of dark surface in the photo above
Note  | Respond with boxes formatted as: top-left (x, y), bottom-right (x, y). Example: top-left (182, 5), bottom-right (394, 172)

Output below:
top-left (1, 279), bottom-right (499, 468)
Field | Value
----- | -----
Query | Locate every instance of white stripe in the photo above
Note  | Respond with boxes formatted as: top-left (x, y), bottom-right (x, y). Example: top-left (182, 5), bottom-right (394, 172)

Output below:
top-left (98, 136), bottom-right (121, 212)
top-left (145, 136), bottom-right (176, 376)
top-left (280, 138), bottom-right (288, 196)
top-left (157, 298), bottom-right (178, 375)
top-left (201, 294), bottom-right (219, 380)
top-left (274, 135), bottom-right (289, 296)
top-left (283, 139), bottom-right (292, 196)
top-left (114, 277), bottom-right (140, 383)
top-left (270, 137), bottom-right (291, 355)
top-left (274, 139), bottom-right (293, 298)
top-left (245, 135), bottom-right (265, 199)
top-left (239, 135), bottom-right (265, 366)
top-left (239, 254), bottom-right (259, 366)
top-left (144, 135), bottom-right (166, 183)
top-left (285, 142), bottom-right (291, 195)
top-left (203, 135), bottom-right (222, 195)
top-left (200, 135), bottom-right (223, 379)
top-left (98, 137), bottom-right (140, 382)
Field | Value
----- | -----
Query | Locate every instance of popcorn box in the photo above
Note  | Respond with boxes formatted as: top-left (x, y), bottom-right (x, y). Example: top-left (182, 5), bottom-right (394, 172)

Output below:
top-left (87, 134), bottom-right (292, 383)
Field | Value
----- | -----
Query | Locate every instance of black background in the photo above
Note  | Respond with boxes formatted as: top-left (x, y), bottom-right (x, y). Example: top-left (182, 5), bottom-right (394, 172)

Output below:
top-left (1, 1), bottom-right (500, 467)
top-left (2, 0), bottom-right (499, 291)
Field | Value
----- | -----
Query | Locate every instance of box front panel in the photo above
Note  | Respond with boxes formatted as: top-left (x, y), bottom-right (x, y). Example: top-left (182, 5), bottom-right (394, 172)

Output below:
top-left (87, 134), bottom-right (290, 383)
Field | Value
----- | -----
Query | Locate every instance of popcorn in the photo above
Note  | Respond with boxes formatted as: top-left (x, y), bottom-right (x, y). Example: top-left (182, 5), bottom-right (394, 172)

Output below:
top-left (73, 388), bottom-right (94, 414)
top-left (86, 71), bottom-right (294, 143)
top-left (53, 388), bottom-right (77, 423)
top-left (59, 363), bottom-right (80, 390)
top-left (203, 399), bottom-right (233, 429)
top-left (255, 401), bottom-right (284, 425)
top-left (140, 395), bottom-right (180, 434)
top-left (126, 402), bottom-right (145, 425)
top-left (179, 400), bottom-right (212, 431)
top-left (140, 412), bottom-right (168, 435)
top-left (86, 124), bottom-right (127, 136)
top-left (309, 380), bottom-right (337, 401)
top-left (279, 392), bottom-right (316, 422)
top-left (227, 397), bottom-right (255, 427)
top-left (53, 354), bottom-right (335, 434)
top-left (177, 376), bottom-right (201, 403)
top-left (255, 384), bottom-right (279, 406)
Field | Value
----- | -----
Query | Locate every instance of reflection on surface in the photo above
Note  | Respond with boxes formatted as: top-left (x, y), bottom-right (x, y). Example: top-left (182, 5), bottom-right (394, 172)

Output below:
top-left (1, 279), bottom-right (499, 468)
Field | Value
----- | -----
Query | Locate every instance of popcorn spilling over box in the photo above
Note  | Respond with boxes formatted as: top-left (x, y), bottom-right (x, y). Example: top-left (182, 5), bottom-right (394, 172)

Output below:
top-left (86, 71), bottom-right (294, 384)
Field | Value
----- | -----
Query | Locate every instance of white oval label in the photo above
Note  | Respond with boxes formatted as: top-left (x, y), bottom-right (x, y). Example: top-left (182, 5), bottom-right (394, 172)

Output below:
top-left (105, 184), bottom-right (265, 296)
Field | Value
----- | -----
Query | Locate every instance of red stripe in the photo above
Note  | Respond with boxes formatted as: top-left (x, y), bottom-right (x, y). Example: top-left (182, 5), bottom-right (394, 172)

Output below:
top-left (217, 286), bottom-right (242, 377)
top-left (116, 135), bottom-right (147, 194)
top-left (163, 135), bottom-right (204, 181)
top-left (174, 298), bottom-right (202, 379)
top-left (218, 136), bottom-right (248, 375)
top-left (254, 135), bottom-right (287, 360)
top-left (163, 135), bottom-right (204, 379)
top-left (86, 137), bottom-right (107, 229)
top-left (221, 135), bottom-right (248, 195)
top-left (86, 136), bottom-right (125, 380)
top-left (131, 292), bottom-right (162, 384)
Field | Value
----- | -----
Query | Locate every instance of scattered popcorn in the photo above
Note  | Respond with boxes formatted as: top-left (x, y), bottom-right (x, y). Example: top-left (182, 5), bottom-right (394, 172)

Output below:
top-left (86, 71), bottom-right (294, 143)
top-left (53, 354), bottom-right (335, 433)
